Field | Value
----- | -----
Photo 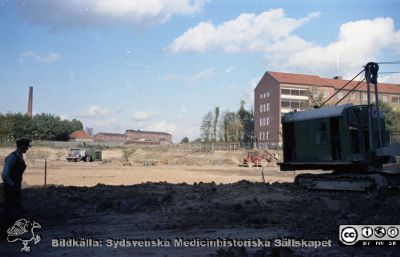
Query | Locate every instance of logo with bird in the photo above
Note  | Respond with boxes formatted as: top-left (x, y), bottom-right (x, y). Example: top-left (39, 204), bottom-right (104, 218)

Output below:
top-left (7, 219), bottom-right (42, 252)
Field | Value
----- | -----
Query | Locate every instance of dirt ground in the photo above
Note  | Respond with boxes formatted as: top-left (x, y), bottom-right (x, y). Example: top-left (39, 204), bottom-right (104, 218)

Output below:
top-left (0, 146), bottom-right (399, 257)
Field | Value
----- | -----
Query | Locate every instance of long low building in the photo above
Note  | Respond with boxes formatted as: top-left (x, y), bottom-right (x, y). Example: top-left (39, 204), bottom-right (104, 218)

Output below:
top-left (93, 133), bottom-right (127, 142)
top-left (254, 71), bottom-right (400, 148)
top-left (94, 130), bottom-right (172, 145)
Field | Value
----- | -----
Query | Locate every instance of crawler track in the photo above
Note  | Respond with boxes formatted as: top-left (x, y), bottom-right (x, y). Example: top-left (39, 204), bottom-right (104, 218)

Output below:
top-left (295, 172), bottom-right (400, 191)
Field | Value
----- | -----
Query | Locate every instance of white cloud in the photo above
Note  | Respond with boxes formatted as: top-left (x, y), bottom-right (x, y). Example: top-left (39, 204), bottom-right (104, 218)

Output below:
top-left (84, 117), bottom-right (127, 134)
top-left (242, 77), bottom-right (261, 106)
top-left (178, 126), bottom-right (200, 141)
top-left (17, 0), bottom-right (207, 29)
top-left (132, 111), bottom-right (156, 121)
top-left (93, 117), bottom-right (119, 128)
top-left (166, 9), bottom-right (319, 53)
top-left (167, 9), bottom-right (400, 77)
top-left (164, 67), bottom-right (215, 82)
top-left (20, 51), bottom-right (60, 63)
top-left (279, 17), bottom-right (400, 76)
top-left (224, 66), bottom-right (236, 73)
top-left (380, 73), bottom-right (400, 84)
top-left (80, 105), bottom-right (113, 118)
top-left (141, 121), bottom-right (176, 134)
top-left (192, 67), bottom-right (215, 81)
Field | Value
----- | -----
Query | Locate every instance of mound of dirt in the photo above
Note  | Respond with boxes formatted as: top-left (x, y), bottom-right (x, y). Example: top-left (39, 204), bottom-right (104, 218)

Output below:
top-left (14, 181), bottom-right (400, 257)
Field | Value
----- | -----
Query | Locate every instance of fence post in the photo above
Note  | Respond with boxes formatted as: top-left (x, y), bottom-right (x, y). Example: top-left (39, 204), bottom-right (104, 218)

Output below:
top-left (44, 158), bottom-right (47, 188)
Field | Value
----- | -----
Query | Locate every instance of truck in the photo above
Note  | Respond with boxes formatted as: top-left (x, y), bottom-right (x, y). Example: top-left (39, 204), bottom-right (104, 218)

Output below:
top-left (66, 148), bottom-right (102, 162)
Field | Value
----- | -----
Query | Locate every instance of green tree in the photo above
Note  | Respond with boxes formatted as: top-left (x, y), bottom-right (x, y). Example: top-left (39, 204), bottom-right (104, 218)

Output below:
top-left (181, 137), bottom-right (189, 143)
top-left (221, 111), bottom-right (243, 142)
top-left (0, 112), bottom-right (83, 142)
top-left (379, 101), bottom-right (400, 132)
top-left (201, 101), bottom-right (253, 145)
top-left (237, 100), bottom-right (254, 144)
top-left (122, 148), bottom-right (136, 161)
top-left (308, 87), bottom-right (329, 108)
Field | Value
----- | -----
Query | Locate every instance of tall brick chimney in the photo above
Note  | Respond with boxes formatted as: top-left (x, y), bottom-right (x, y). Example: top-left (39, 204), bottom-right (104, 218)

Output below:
top-left (28, 86), bottom-right (33, 118)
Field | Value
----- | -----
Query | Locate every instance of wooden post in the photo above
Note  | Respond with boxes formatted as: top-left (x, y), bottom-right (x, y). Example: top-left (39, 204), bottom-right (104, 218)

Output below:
top-left (261, 169), bottom-right (266, 183)
top-left (44, 159), bottom-right (47, 188)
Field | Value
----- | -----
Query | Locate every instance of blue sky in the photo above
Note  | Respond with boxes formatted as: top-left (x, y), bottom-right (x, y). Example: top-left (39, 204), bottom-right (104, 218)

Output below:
top-left (0, 0), bottom-right (399, 142)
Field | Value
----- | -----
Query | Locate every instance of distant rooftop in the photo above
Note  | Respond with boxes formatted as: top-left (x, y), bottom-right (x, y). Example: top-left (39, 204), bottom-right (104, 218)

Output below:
top-left (95, 132), bottom-right (126, 137)
top-left (267, 71), bottom-right (400, 94)
top-left (70, 130), bottom-right (92, 139)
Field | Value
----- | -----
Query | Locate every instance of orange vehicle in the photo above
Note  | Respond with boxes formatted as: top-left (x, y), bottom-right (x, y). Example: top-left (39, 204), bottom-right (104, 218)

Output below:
top-left (242, 151), bottom-right (278, 167)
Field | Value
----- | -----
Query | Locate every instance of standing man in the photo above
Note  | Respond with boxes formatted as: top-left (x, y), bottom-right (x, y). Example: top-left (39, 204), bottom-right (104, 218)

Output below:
top-left (0, 138), bottom-right (30, 239)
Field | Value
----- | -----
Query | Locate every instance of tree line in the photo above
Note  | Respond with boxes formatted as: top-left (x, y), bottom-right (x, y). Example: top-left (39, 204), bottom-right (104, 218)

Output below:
top-left (0, 113), bottom-right (83, 143)
top-left (195, 97), bottom-right (400, 146)
top-left (200, 100), bottom-right (254, 145)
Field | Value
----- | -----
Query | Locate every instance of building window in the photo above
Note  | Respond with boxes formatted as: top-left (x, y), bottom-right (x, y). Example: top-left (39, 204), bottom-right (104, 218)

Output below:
top-left (259, 131), bottom-right (267, 140)
top-left (323, 91), bottom-right (329, 98)
top-left (362, 94), bottom-right (368, 101)
top-left (281, 100), bottom-right (290, 108)
top-left (281, 99), bottom-right (308, 110)
top-left (266, 103), bottom-right (270, 111)
top-left (260, 93), bottom-right (263, 99)
top-left (382, 95), bottom-right (388, 102)
top-left (266, 117), bottom-right (269, 126)
top-left (260, 117), bottom-right (267, 126)
top-left (267, 91), bottom-right (270, 97)
top-left (281, 88), bottom-right (307, 96)
top-left (337, 92), bottom-right (344, 99)
top-left (392, 96), bottom-right (400, 104)
top-left (351, 93), bottom-right (355, 100)
top-left (260, 104), bottom-right (263, 113)
top-left (266, 131), bottom-right (269, 140)
top-left (314, 122), bottom-right (327, 144)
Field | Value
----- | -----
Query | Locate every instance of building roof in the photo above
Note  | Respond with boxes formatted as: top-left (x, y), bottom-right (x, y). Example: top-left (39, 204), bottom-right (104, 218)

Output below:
top-left (69, 130), bottom-right (92, 139)
top-left (95, 132), bottom-right (126, 137)
top-left (282, 104), bottom-right (353, 123)
top-left (267, 71), bottom-right (400, 94)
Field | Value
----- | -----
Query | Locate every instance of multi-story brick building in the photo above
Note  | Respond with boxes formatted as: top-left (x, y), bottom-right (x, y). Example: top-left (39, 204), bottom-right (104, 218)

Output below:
top-left (94, 130), bottom-right (172, 145)
top-left (254, 71), bottom-right (400, 148)
top-left (125, 130), bottom-right (172, 145)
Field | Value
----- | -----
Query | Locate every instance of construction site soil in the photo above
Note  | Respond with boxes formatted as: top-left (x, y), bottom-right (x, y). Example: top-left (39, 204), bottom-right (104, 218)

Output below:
top-left (1, 146), bottom-right (399, 257)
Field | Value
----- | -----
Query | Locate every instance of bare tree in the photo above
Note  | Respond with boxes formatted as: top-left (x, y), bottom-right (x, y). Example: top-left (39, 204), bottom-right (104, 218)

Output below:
top-left (85, 127), bottom-right (94, 137)
top-left (200, 111), bottom-right (213, 142)
top-left (308, 87), bottom-right (329, 108)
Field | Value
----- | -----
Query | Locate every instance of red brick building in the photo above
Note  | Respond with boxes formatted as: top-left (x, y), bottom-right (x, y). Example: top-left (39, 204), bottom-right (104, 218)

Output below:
top-left (93, 133), bottom-right (127, 142)
top-left (94, 130), bottom-right (172, 145)
top-left (125, 130), bottom-right (172, 145)
top-left (254, 71), bottom-right (400, 148)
